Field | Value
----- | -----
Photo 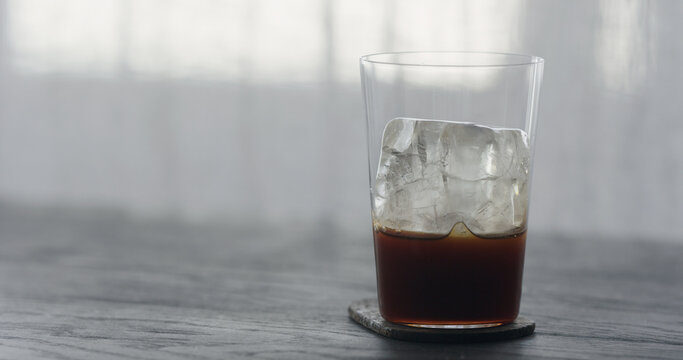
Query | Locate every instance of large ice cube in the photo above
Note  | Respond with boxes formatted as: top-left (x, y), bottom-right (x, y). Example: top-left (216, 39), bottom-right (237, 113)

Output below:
top-left (373, 118), bottom-right (530, 237)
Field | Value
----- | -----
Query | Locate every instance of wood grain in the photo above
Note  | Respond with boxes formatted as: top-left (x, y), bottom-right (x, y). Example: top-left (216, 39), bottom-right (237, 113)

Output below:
top-left (0, 204), bottom-right (682, 359)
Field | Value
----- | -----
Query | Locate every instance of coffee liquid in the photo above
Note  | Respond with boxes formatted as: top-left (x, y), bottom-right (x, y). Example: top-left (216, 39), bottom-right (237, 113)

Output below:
top-left (373, 223), bottom-right (526, 326)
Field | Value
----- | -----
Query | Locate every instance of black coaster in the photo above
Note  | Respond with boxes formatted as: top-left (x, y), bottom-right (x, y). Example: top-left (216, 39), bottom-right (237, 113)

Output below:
top-left (348, 299), bottom-right (535, 343)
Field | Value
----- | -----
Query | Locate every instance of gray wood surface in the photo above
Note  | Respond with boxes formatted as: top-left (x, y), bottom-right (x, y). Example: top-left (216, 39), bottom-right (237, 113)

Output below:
top-left (0, 204), bottom-right (682, 359)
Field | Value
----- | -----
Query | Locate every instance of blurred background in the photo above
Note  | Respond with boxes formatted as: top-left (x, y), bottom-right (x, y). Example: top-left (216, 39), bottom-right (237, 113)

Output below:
top-left (0, 0), bottom-right (680, 243)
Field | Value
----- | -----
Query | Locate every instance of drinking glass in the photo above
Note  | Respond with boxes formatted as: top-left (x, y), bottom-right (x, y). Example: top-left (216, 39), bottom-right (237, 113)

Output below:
top-left (360, 52), bottom-right (544, 328)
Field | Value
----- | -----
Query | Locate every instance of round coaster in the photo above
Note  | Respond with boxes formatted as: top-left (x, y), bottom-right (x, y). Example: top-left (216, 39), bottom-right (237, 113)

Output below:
top-left (348, 299), bottom-right (535, 343)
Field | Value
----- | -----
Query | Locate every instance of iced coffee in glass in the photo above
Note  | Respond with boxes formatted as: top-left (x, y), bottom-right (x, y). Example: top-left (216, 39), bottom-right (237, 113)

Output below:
top-left (361, 52), bottom-right (544, 328)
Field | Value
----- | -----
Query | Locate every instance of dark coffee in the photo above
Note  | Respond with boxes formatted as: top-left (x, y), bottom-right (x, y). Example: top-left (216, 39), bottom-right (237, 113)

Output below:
top-left (373, 223), bottom-right (526, 326)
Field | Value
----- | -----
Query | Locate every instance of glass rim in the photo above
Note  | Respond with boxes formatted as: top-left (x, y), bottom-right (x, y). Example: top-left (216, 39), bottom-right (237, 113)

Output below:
top-left (360, 51), bottom-right (544, 68)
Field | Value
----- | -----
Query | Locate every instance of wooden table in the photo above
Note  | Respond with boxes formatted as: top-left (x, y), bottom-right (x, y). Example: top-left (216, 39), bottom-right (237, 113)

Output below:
top-left (0, 205), bottom-right (681, 359)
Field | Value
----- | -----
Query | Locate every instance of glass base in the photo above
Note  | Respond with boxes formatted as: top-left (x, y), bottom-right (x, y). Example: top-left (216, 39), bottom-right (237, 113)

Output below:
top-left (402, 322), bottom-right (503, 329)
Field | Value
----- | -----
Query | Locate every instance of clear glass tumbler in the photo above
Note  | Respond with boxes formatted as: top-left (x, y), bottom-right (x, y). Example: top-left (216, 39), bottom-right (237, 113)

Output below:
top-left (360, 52), bottom-right (544, 328)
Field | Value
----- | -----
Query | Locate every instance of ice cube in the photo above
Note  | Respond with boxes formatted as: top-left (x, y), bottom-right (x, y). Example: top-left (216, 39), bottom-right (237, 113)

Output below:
top-left (373, 118), bottom-right (530, 237)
